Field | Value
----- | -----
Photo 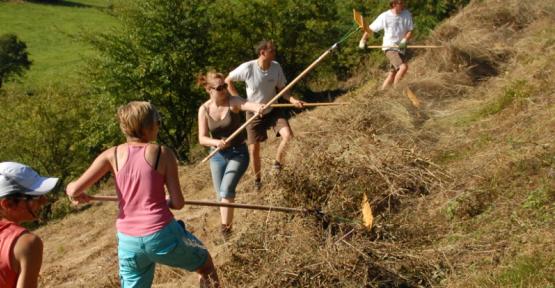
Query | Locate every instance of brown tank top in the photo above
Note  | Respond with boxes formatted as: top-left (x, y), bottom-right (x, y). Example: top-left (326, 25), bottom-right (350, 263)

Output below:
top-left (205, 104), bottom-right (246, 148)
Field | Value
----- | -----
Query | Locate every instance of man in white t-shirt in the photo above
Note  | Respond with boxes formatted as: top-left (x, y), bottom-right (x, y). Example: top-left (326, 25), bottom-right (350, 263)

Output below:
top-left (358, 0), bottom-right (414, 90)
top-left (225, 40), bottom-right (304, 190)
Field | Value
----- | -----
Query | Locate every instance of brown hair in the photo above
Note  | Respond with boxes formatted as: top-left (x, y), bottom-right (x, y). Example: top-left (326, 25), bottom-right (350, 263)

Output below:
top-left (390, 0), bottom-right (403, 8)
top-left (117, 101), bottom-right (160, 140)
top-left (254, 40), bottom-right (274, 56)
top-left (196, 71), bottom-right (225, 91)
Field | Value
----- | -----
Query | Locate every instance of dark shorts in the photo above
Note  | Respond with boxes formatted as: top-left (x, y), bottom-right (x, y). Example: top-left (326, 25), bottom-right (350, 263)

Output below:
top-left (245, 109), bottom-right (290, 144)
top-left (385, 50), bottom-right (409, 72)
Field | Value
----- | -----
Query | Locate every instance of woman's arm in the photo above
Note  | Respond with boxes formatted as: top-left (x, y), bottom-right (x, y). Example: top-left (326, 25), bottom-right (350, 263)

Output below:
top-left (14, 233), bottom-right (43, 288)
top-left (66, 149), bottom-right (113, 203)
top-left (230, 95), bottom-right (264, 114)
top-left (198, 105), bottom-right (226, 148)
top-left (162, 147), bottom-right (185, 210)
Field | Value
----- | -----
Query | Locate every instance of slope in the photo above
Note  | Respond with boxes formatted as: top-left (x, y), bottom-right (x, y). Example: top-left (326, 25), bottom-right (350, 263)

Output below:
top-left (36, 0), bottom-right (554, 287)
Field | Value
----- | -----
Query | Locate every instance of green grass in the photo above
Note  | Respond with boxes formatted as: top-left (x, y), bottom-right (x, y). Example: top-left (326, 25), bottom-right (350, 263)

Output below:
top-left (0, 0), bottom-right (118, 89)
top-left (475, 253), bottom-right (555, 287)
top-left (448, 80), bottom-right (533, 127)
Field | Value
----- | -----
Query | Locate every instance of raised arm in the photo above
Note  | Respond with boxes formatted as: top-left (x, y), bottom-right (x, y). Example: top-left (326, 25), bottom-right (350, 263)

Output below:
top-left (14, 233), bottom-right (43, 288)
top-left (66, 149), bottom-right (113, 203)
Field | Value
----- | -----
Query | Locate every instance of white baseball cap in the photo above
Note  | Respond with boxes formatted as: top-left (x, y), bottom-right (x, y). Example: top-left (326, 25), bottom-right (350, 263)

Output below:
top-left (0, 162), bottom-right (59, 198)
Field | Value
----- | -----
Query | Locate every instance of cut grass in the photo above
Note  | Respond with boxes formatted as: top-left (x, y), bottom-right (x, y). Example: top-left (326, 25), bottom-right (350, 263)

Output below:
top-left (0, 0), bottom-right (118, 90)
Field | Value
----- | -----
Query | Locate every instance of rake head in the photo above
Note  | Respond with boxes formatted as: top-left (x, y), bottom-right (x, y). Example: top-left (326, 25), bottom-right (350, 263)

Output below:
top-left (353, 9), bottom-right (372, 34)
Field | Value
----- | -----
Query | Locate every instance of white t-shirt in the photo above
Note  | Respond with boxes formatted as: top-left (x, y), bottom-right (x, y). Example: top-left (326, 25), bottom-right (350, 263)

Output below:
top-left (227, 60), bottom-right (287, 105)
top-left (369, 9), bottom-right (414, 51)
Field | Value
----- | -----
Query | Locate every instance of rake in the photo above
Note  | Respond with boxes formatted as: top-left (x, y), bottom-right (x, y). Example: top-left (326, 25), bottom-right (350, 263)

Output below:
top-left (270, 102), bottom-right (350, 108)
top-left (89, 195), bottom-right (373, 229)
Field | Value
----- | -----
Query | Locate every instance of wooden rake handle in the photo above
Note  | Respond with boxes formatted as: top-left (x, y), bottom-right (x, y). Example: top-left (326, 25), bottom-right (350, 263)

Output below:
top-left (365, 45), bottom-right (443, 49)
top-left (89, 195), bottom-right (309, 214)
top-left (270, 102), bottom-right (350, 108)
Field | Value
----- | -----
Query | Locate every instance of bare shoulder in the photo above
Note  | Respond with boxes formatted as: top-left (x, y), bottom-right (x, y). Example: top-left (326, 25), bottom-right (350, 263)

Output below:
top-left (13, 232), bottom-right (43, 260)
top-left (99, 146), bottom-right (117, 161)
top-left (160, 145), bottom-right (177, 161)
top-left (199, 100), bottom-right (211, 112)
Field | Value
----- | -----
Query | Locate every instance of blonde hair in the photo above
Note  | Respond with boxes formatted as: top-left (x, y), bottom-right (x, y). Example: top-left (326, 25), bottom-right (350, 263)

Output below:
top-left (117, 101), bottom-right (160, 140)
top-left (196, 71), bottom-right (225, 91)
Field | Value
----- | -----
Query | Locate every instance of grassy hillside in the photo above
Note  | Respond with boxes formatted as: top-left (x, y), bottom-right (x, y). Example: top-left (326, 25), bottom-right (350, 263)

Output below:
top-left (34, 0), bottom-right (554, 287)
top-left (0, 0), bottom-right (116, 89)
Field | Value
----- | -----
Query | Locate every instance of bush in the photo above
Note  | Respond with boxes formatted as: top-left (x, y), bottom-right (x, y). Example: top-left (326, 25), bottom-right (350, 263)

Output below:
top-left (86, 0), bottom-right (213, 160)
top-left (0, 85), bottom-right (117, 185)
top-left (0, 33), bottom-right (31, 88)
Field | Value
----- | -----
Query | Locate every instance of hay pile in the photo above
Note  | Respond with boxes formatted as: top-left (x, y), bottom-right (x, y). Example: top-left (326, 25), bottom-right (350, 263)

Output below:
top-left (209, 0), bottom-right (554, 287)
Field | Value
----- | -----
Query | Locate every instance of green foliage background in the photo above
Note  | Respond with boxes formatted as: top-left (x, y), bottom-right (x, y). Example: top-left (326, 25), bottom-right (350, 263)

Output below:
top-left (87, 0), bottom-right (468, 161)
top-left (0, 0), bottom-right (468, 221)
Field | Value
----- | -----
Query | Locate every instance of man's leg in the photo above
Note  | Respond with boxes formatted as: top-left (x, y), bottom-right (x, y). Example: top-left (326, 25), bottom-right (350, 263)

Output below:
top-left (383, 50), bottom-right (405, 90)
top-left (275, 126), bottom-right (293, 165)
top-left (393, 63), bottom-right (408, 86)
top-left (381, 71), bottom-right (396, 90)
top-left (249, 142), bottom-right (261, 182)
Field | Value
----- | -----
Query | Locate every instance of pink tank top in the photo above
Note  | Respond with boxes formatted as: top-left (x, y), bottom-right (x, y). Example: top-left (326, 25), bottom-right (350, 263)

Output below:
top-left (0, 220), bottom-right (27, 288)
top-left (115, 145), bottom-right (173, 236)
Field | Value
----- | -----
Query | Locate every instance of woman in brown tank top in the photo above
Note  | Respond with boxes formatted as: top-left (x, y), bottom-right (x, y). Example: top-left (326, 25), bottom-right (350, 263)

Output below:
top-left (197, 71), bottom-right (263, 239)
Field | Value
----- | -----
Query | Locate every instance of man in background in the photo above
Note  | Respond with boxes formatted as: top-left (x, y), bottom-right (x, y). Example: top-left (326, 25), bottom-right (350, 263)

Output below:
top-left (359, 0), bottom-right (414, 90)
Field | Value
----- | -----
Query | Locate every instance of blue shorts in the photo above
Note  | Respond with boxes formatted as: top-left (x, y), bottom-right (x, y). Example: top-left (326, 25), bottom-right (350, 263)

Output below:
top-left (209, 143), bottom-right (249, 199)
top-left (117, 219), bottom-right (208, 288)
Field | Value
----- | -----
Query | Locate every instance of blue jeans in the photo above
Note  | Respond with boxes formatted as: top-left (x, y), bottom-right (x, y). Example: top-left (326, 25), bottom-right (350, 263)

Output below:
top-left (209, 143), bottom-right (249, 200)
top-left (117, 219), bottom-right (208, 288)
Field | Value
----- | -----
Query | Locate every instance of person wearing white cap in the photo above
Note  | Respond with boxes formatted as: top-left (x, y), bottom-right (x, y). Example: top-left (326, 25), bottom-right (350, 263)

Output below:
top-left (0, 161), bottom-right (59, 288)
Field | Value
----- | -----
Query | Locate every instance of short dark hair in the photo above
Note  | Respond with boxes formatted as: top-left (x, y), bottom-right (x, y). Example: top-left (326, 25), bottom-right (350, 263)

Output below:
top-left (254, 40), bottom-right (274, 56)
top-left (390, 0), bottom-right (403, 8)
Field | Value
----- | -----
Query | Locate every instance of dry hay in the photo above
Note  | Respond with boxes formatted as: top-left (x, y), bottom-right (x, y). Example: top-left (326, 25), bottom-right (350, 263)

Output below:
top-left (214, 0), bottom-right (554, 287)
top-left (213, 45), bottom-right (452, 288)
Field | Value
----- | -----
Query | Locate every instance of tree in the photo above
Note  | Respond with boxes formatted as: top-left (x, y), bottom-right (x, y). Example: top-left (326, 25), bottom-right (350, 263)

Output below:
top-left (0, 33), bottom-right (31, 89)
top-left (206, 0), bottom-right (348, 87)
top-left (87, 0), bottom-right (213, 160)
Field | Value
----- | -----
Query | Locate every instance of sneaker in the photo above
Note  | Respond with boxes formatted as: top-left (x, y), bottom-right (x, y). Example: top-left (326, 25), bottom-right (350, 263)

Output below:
top-left (221, 224), bottom-right (233, 241)
top-left (272, 161), bottom-right (282, 172)
top-left (254, 179), bottom-right (262, 191)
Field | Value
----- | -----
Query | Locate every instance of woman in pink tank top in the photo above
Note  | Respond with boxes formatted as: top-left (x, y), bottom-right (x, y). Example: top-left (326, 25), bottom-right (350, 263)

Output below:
top-left (66, 101), bottom-right (220, 287)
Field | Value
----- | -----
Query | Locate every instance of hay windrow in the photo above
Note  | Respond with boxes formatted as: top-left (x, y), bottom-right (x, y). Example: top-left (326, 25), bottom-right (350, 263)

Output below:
top-left (214, 0), bottom-right (554, 286)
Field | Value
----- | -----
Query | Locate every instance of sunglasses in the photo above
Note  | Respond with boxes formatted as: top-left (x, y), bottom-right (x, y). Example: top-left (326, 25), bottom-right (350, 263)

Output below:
top-left (210, 83), bottom-right (228, 92)
top-left (6, 194), bottom-right (45, 203)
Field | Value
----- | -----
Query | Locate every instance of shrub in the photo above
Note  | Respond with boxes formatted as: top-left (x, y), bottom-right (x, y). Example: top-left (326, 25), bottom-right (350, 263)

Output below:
top-left (0, 33), bottom-right (31, 88)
